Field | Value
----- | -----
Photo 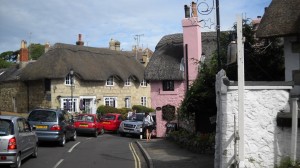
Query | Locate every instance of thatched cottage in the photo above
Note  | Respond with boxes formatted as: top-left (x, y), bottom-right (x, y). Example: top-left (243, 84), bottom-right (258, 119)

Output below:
top-left (145, 3), bottom-right (217, 137)
top-left (0, 36), bottom-right (152, 114)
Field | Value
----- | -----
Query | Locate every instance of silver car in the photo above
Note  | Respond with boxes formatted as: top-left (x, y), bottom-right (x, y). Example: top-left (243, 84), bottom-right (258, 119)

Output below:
top-left (0, 115), bottom-right (38, 168)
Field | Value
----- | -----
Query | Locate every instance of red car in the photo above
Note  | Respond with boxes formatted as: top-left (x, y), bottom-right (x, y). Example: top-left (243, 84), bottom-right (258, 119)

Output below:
top-left (100, 113), bottom-right (123, 132)
top-left (74, 114), bottom-right (104, 137)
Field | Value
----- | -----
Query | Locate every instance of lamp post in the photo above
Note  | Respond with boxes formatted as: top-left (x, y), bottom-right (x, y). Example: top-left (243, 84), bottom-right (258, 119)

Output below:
top-left (70, 69), bottom-right (74, 113)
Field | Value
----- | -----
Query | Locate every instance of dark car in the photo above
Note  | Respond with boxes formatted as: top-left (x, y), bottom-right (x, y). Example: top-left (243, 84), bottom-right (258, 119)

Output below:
top-left (74, 114), bottom-right (104, 137)
top-left (27, 109), bottom-right (76, 146)
top-left (0, 115), bottom-right (38, 168)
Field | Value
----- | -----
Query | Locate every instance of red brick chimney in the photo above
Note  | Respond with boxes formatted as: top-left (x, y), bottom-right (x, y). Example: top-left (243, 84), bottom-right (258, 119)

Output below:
top-left (19, 40), bottom-right (29, 62)
top-left (76, 34), bottom-right (84, 46)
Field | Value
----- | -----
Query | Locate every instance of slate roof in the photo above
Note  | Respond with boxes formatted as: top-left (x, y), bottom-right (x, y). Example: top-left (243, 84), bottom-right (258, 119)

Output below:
top-left (144, 32), bottom-right (217, 80)
top-left (19, 43), bottom-right (145, 82)
top-left (256, 0), bottom-right (300, 38)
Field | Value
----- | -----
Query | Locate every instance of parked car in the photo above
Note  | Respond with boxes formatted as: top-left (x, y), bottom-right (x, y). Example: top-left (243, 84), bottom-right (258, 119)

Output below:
top-left (74, 114), bottom-right (104, 137)
top-left (99, 113), bottom-right (123, 132)
top-left (0, 115), bottom-right (38, 168)
top-left (27, 109), bottom-right (76, 146)
top-left (119, 112), bottom-right (156, 138)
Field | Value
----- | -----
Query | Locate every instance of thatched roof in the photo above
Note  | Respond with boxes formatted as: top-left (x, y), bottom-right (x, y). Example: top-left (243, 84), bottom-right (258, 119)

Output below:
top-left (20, 43), bottom-right (145, 82)
top-left (144, 32), bottom-right (217, 81)
top-left (256, 0), bottom-right (300, 38)
top-left (0, 66), bottom-right (21, 83)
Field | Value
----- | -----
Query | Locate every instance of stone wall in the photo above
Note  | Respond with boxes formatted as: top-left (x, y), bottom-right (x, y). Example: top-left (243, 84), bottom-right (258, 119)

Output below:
top-left (215, 70), bottom-right (298, 168)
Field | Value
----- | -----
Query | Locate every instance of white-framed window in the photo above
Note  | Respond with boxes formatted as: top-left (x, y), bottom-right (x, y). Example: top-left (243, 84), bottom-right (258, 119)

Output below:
top-left (140, 79), bottom-right (147, 87)
top-left (125, 78), bottom-right (131, 86)
top-left (141, 96), bottom-right (147, 106)
top-left (106, 76), bottom-right (114, 86)
top-left (65, 74), bottom-right (74, 85)
top-left (104, 97), bottom-right (117, 107)
top-left (125, 97), bottom-right (131, 108)
top-left (61, 98), bottom-right (77, 112)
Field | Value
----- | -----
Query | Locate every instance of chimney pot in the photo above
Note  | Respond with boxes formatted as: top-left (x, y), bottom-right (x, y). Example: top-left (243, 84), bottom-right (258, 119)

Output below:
top-left (184, 5), bottom-right (190, 18)
top-left (76, 34), bottom-right (84, 46)
top-left (191, 2), bottom-right (198, 17)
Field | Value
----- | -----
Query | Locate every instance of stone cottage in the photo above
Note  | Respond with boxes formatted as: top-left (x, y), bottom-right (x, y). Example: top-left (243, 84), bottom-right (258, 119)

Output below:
top-left (0, 36), bottom-right (152, 114)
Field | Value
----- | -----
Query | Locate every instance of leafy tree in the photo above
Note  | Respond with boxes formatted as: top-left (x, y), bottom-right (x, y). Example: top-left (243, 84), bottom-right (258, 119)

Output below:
top-left (29, 43), bottom-right (45, 60)
top-left (179, 19), bottom-right (284, 133)
top-left (0, 50), bottom-right (19, 62)
top-left (0, 58), bottom-right (13, 68)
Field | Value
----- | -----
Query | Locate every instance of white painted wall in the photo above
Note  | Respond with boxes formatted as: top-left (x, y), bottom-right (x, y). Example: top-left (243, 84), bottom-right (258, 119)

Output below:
top-left (215, 70), bottom-right (299, 168)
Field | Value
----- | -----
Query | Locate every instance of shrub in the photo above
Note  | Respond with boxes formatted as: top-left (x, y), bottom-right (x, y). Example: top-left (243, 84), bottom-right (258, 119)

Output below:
top-left (97, 105), bottom-right (118, 116)
top-left (276, 157), bottom-right (300, 168)
top-left (132, 105), bottom-right (154, 113)
top-left (162, 105), bottom-right (176, 122)
top-left (167, 128), bottom-right (215, 154)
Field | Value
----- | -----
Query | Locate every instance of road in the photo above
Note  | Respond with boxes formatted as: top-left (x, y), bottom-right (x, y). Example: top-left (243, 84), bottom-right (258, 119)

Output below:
top-left (18, 133), bottom-right (147, 168)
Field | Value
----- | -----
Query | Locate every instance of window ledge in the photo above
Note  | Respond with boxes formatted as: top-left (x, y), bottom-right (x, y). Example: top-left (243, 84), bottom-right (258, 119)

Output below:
top-left (159, 90), bottom-right (177, 95)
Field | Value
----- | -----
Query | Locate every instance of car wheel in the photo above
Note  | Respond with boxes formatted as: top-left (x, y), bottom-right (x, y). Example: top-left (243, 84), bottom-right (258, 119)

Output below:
top-left (59, 134), bottom-right (66, 147)
top-left (11, 153), bottom-right (21, 168)
top-left (71, 131), bottom-right (77, 141)
top-left (100, 128), bottom-right (105, 135)
top-left (32, 145), bottom-right (38, 158)
top-left (94, 130), bottom-right (98, 137)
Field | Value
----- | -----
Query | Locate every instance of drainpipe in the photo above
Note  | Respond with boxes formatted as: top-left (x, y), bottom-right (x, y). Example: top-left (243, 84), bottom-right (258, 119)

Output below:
top-left (185, 44), bottom-right (189, 92)
top-left (291, 98), bottom-right (298, 165)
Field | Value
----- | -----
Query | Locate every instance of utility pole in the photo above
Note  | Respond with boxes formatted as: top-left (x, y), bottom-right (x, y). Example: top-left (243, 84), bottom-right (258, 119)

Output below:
top-left (216, 0), bottom-right (221, 70)
top-left (134, 34), bottom-right (144, 60)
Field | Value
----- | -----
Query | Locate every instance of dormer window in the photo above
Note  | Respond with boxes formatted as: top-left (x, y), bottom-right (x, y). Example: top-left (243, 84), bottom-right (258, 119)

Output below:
top-left (65, 74), bottom-right (74, 86)
top-left (125, 77), bottom-right (131, 86)
top-left (140, 79), bottom-right (147, 87)
top-left (163, 80), bottom-right (174, 91)
top-left (106, 76), bottom-right (114, 86)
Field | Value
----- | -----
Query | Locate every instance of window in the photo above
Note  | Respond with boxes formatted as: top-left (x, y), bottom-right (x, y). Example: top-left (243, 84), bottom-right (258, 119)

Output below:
top-left (163, 80), bottom-right (174, 91)
top-left (125, 78), bottom-right (131, 86)
top-left (104, 97), bottom-right (117, 107)
top-left (62, 98), bottom-right (77, 112)
top-left (106, 76), bottom-right (114, 86)
top-left (45, 79), bottom-right (51, 91)
top-left (125, 97), bottom-right (131, 108)
top-left (65, 74), bottom-right (74, 85)
top-left (141, 96), bottom-right (147, 106)
top-left (140, 79), bottom-right (147, 87)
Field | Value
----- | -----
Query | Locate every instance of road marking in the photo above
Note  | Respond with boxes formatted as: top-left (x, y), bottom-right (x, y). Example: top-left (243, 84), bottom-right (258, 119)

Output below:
top-left (68, 142), bottom-right (81, 153)
top-left (129, 142), bottom-right (141, 168)
top-left (53, 159), bottom-right (64, 168)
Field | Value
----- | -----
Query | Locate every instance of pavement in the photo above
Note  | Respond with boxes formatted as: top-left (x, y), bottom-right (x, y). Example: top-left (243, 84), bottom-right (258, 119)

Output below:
top-left (136, 138), bottom-right (214, 168)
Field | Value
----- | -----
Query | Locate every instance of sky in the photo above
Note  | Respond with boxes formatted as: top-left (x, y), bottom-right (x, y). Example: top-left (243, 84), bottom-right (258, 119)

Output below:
top-left (0, 0), bottom-right (271, 54)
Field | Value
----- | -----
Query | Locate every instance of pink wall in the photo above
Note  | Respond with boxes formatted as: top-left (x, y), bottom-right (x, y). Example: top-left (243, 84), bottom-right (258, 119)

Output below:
top-left (182, 17), bottom-right (202, 82)
top-left (151, 81), bottom-right (186, 137)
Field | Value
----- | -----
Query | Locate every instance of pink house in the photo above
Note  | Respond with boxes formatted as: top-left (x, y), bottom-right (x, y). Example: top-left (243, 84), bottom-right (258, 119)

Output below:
top-left (145, 3), bottom-right (204, 137)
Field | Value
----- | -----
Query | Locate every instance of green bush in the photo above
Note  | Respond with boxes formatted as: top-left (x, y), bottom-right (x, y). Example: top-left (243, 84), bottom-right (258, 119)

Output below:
top-left (167, 128), bottom-right (215, 154)
top-left (276, 157), bottom-right (300, 168)
top-left (97, 105), bottom-right (118, 116)
top-left (162, 105), bottom-right (176, 121)
top-left (132, 105), bottom-right (154, 113)
top-left (118, 108), bottom-right (131, 119)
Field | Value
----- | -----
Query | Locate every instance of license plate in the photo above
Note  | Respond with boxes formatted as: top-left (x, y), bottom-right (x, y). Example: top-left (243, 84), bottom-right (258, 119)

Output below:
top-left (35, 125), bottom-right (48, 129)
top-left (102, 122), bottom-right (109, 124)
top-left (80, 124), bottom-right (88, 127)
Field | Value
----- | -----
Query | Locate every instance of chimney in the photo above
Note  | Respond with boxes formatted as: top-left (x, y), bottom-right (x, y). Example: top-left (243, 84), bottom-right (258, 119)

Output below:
top-left (191, 2), bottom-right (198, 17)
top-left (115, 41), bottom-right (120, 51)
top-left (45, 42), bottom-right (50, 53)
top-left (182, 1), bottom-right (202, 87)
top-left (184, 5), bottom-right (190, 18)
top-left (76, 34), bottom-right (84, 46)
top-left (19, 40), bottom-right (29, 68)
top-left (109, 38), bottom-right (116, 50)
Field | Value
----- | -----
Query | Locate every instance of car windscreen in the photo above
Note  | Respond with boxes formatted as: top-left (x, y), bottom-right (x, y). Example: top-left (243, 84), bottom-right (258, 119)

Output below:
top-left (28, 110), bottom-right (57, 122)
top-left (134, 114), bottom-right (144, 121)
top-left (77, 115), bottom-right (94, 122)
top-left (102, 115), bottom-right (116, 121)
top-left (0, 119), bottom-right (13, 136)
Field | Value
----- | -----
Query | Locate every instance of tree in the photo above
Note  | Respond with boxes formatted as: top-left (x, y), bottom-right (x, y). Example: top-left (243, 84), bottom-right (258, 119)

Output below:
top-left (0, 50), bottom-right (19, 62)
top-left (29, 43), bottom-right (45, 60)
top-left (0, 58), bottom-right (12, 68)
top-left (179, 20), bottom-right (284, 133)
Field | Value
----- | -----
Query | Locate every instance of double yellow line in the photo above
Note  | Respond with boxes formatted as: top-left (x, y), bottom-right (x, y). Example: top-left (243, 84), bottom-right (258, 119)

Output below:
top-left (129, 142), bottom-right (141, 168)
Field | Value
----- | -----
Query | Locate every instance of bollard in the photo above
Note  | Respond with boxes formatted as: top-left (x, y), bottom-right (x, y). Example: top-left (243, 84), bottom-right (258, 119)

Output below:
top-left (140, 127), bottom-right (143, 140)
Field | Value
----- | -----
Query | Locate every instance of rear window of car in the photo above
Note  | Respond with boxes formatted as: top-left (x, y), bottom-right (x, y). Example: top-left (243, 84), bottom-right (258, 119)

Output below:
top-left (102, 115), bottom-right (116, 121)
top-left (77, 115), bottom-right (94, 122)
top-left (0, 119), bottom-right (13, 136)
top-left (28, 110), bottom-right (57, 122)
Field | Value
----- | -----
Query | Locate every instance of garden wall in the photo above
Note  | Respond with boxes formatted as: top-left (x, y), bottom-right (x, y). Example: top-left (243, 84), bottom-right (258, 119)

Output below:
top-left (215, 70), bottom-right (299, 167)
